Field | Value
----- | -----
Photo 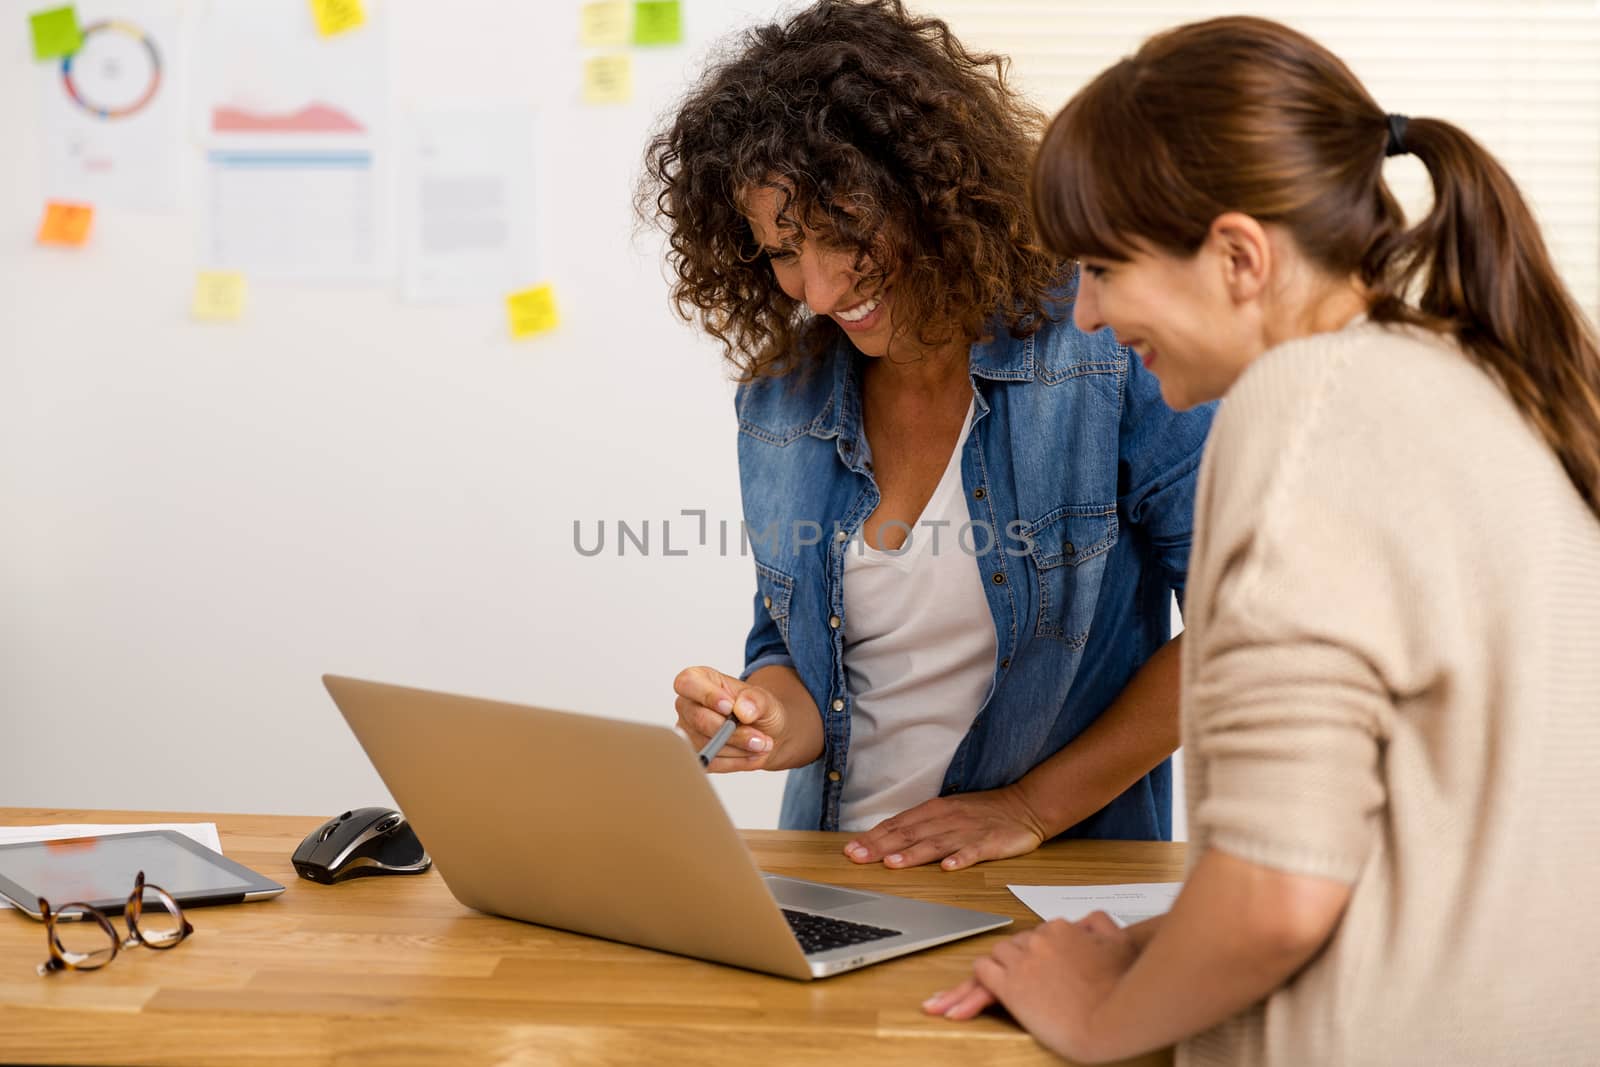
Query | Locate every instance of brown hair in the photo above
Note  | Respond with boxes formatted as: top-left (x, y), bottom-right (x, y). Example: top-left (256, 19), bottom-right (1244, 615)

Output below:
top-left (639, 0), bottom-right (1063, 380)
top-left (1033, 15), bottom-right (1600, 519)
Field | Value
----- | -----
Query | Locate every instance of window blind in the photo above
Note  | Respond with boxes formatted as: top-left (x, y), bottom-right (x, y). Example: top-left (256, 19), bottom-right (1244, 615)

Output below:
top-left (930, 1), bottom-right (1600, 323)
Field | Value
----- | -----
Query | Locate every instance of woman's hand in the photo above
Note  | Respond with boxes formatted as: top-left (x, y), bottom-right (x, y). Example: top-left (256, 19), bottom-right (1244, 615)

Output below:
top-left (922, 913), bottom-right (1140, 1063)
top-left (843, 785), bottom-right (1050, 870)
top-left (673, 666), bottom-right (790, 772)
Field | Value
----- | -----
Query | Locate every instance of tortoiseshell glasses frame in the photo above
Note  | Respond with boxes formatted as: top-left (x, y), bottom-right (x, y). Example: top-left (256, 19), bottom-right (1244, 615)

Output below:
top-left (36, 870), bottom-right (194, 976)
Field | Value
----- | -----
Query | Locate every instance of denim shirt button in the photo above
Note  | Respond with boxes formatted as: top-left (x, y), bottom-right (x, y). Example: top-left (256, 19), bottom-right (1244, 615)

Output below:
top-left (991, 572), bottom-right (1006, 585)
top-left (1000, 657), bottom-right (1011, 670)
top-left (763, 595), bottom-right (772, 609)
top-left (828, 615), bottom-right (841, 629)
top-left (973, 486), bottom-right (987, 500)
top-left (831, 698), bottom-right (844, 711)
top-left (1065, 542), bottom-right (1077, 556)
top-left (827, 770), bottom-right (842, 783)
top-left (835, 529), bottom-right (848, 542)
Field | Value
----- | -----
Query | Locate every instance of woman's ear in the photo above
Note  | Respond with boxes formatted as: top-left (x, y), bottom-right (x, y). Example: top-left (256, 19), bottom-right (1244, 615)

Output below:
top-left (1206, 212), bottom-right (1271, 305)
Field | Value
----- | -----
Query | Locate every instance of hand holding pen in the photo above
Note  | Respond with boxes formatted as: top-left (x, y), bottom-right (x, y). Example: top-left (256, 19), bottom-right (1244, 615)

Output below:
top-left (673, 666), bottom-right (787, 772)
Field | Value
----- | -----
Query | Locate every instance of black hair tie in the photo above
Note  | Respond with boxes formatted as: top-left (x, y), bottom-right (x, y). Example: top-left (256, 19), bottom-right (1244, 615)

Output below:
top-left (1385, 113), bottom-right (1410, 158)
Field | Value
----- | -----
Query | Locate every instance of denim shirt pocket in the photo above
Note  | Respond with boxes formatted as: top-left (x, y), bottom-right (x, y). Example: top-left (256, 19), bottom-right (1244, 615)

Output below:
top-left (1023, 504), bottom-right (1119, 649)
top-left (754, 561), bottom-right (795, 647)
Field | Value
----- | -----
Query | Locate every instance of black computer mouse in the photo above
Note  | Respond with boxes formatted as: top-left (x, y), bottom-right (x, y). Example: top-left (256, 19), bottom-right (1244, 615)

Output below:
top-left (291, 806), bottom-right (432, 885)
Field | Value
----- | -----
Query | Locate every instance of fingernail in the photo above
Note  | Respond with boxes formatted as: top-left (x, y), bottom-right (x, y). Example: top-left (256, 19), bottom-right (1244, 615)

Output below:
top-left (716, 698), bottom-right (734, 714)
top-left (887, 853), bottom-right (903, 866)
top-left (942, 857), bottom-right (959, 869)
top-left (845, 842), bottom-right (865, 857)
top-left (746, 735), bottom-right (769, 752)
top-left (923, 994), bottom-right (944, 1009)
top-left (735, 698), bottom-right (757, 720)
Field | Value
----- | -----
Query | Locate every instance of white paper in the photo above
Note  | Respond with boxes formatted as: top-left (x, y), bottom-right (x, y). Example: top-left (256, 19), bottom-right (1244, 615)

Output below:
top-left (0, 823), bottom-right (222, 909)
top-left (193, 1), bottom-right (391, 280)
top-left (400, 109), bottom-right (539, 303)
top-left (38, 3), bottom-right (183, 213)
top-left (1008, 881), bottom-right (1182, 928)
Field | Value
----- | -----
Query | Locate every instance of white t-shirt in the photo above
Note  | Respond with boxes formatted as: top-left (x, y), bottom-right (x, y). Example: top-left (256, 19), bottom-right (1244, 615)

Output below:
top-left (838, 400), bottom-right (998, 833)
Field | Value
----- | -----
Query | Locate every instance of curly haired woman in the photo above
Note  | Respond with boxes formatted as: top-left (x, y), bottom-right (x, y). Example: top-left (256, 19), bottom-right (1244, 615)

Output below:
top-left (641, 0), bottom-right (1214, 866)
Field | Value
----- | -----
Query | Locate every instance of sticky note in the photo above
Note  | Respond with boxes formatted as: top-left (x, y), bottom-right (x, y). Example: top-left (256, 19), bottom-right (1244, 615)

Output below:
top-left (583, 54), bottom-right (633, 105)
top-left (580, 1), bottom-right (630, 47)
top-left (506, 284), bottom-right (560, 338)
top-left (36, 201), bottom-right (93, 246)
top-left (29, 6), bottom-right (82, 60)
top-left (191, 272), bottom-right (247, 322)
top-left (632, 1), bottom-right (681, 46)
top-left (309, 0), bottom-right (364, 38)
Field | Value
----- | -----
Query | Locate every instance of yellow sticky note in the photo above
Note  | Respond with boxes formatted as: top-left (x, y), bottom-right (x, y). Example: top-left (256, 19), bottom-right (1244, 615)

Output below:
top-left (580, 1), bottom-right (629, 46)
top-left (507, 284), bottom-right (560, 338)
top-left (36, 201), bottom-right (93, 246)
top-left (192, 271), bottom-right (247, 322)
top-left (583, 54), bottom-right (633, 105)
top-left (309, 0), bottom-right (364, 38)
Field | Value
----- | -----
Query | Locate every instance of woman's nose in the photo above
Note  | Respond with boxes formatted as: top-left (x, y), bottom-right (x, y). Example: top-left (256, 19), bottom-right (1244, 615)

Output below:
top-left (799, 253), bottom-right (853, 314)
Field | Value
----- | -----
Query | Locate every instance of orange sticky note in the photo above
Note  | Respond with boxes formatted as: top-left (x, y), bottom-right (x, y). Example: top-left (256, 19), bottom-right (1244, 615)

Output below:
top-left (309, 0), bottom-right (364, 38)
top-left (191, 271), bottom-right (247, 322)
top-left (506, 284), bottom-right (560, 338)
top-left (36, 201), bottom-right (93, 246)
top-left (583, 53), bottom-right (633, 105)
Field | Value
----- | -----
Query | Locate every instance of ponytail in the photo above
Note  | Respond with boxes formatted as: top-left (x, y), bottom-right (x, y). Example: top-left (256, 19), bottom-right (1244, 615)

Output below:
top-left (1368, 119), bottom-right (1600, 519)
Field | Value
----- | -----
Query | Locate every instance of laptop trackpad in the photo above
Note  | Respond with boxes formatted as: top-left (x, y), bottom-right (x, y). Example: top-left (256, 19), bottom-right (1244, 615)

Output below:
top-left (765, 875), bottom-right (877, 912)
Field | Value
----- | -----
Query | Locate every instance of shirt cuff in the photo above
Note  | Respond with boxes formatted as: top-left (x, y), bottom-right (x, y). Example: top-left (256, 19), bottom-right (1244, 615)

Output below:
top-left (741, 652), bottom-right (796, 681)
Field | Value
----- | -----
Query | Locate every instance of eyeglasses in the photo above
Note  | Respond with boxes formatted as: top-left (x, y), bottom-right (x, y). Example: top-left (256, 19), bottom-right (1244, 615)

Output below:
top-left (36, 870), bottom-right (194, 976)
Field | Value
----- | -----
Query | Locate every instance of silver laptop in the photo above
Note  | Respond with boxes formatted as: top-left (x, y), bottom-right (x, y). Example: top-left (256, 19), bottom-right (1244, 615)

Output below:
top-left (323, 675), bottom-right (1011, 979)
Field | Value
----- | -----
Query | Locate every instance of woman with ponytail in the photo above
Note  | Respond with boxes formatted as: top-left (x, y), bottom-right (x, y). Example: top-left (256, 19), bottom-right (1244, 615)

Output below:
top-left (924, 16), bottom-right (1600, 1065)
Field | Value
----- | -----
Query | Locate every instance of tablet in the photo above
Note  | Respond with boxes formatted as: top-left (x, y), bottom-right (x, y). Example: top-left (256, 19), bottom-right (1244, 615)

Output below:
top-left (0, 830), bottom-right (284, 920)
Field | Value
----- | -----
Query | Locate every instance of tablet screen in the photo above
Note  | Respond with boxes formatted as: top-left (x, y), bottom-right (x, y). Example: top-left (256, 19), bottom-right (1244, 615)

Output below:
top-left (0, 831), bottom-right (283, 916)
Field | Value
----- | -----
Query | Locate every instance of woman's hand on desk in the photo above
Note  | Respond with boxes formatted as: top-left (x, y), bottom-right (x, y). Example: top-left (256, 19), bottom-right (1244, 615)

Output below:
top-left (842, 786), bottom-right (1049, 871)
top-left (922, 913), bottom-right (1139, 1061)
top-left (673, 666), bottom-right (819, 772)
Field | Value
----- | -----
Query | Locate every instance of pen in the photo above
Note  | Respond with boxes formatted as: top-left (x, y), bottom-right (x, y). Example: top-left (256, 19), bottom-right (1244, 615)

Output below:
top-left (697, 713), bottom-right (739, 768)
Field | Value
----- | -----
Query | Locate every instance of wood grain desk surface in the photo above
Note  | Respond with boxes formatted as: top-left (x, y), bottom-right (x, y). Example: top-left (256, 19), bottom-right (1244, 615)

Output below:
top-left (0, 808), bottom-right (1184, 1066)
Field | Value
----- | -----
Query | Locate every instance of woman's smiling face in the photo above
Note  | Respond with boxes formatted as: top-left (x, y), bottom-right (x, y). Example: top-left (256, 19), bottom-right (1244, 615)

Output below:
top-left (1071, 244), bottom-right (1255, 410)
top-left (742, 184), bottom-right (899, 359)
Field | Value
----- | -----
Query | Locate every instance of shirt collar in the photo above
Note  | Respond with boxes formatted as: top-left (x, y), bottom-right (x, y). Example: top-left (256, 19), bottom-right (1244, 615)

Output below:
top-left (810, 323), bottom-right (1028, 472)
top-left (819, 313), bottom-right (1040, 420)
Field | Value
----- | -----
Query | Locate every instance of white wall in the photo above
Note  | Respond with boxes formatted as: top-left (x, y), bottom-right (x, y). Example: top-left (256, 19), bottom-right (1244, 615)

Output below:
top-left (1, 0), bottom-right (791, 824)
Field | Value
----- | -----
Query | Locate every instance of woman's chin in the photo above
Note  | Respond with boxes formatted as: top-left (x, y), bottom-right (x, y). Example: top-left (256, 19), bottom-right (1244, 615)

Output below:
top-left (1156, 376), bottom-right (1197, 411)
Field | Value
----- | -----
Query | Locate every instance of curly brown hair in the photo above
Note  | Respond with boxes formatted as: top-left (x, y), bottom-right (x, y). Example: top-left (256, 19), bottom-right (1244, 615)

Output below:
top-left (639, 0), bottom-right (1064, 380)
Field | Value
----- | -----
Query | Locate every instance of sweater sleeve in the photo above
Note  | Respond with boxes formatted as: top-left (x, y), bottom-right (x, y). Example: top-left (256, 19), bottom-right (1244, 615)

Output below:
top-left (1185, 344), bottom-right (1427, 884)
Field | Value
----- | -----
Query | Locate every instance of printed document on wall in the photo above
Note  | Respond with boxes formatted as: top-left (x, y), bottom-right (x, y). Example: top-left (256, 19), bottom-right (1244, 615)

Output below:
top-left (37, 1), bottom-right (182, 213)
top-left (192, 0), bottom-right (391, 281)
top-left (401, 110), bottom-right (539, 304)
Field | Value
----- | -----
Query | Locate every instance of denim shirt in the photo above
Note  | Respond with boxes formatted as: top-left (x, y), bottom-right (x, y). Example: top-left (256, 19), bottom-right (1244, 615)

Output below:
top-left (735, 299), bottom-right (1215, 837)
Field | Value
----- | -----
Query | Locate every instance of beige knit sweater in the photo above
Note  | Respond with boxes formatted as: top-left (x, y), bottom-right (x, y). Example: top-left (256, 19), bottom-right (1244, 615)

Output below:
top-left (1177, 320), bottom-right (1600, 1066)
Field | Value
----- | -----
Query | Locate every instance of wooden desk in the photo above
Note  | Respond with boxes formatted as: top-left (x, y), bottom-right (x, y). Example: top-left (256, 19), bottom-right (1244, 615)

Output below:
top-left (0, 808), bottom-right (1184, 1066)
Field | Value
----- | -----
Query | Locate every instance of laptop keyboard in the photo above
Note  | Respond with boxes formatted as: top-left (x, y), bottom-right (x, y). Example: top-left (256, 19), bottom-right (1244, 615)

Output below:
top-left (781, 908), bottom-right (902, 954)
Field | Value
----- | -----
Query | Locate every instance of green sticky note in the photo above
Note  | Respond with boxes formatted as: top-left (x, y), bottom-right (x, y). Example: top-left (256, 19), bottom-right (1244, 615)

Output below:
top-left (30, 5), bottom-right (82, 60)
top-left (632, 1), bottom-right (681, 46)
